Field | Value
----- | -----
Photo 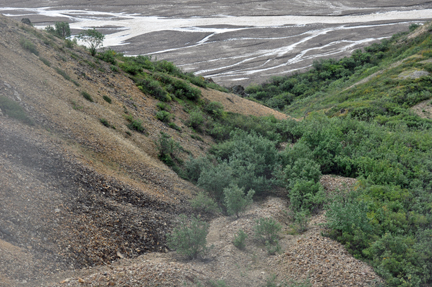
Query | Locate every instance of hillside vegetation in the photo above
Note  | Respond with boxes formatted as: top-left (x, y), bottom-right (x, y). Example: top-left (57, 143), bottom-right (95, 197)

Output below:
top-left (232, 23), bottom-right (432, 286)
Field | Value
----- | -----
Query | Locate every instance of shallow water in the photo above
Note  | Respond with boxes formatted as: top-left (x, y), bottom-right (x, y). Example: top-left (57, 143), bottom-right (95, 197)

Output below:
top-left (2, 4), bottom-right (432, 85)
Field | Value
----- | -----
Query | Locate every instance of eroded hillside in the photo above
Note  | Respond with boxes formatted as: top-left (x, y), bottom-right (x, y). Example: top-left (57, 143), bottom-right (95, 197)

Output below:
top-left (0, 15), bottom-right (287, 286)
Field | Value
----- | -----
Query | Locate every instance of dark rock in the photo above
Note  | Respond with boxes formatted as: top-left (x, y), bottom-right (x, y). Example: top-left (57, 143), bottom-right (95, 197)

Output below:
top-left (21, 18), bottom-right (33, 26)
top-left (230, 85), bottom-right (248, 97)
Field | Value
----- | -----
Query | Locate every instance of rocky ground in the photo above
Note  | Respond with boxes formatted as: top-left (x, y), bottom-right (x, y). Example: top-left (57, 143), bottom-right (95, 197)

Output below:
top-left (46, 176), bottom-right (382, 287)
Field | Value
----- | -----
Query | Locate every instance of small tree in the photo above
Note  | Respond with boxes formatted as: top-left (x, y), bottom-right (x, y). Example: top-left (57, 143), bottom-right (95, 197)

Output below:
top-left (224, 184), bottom-right (255, 218)
top-left (167, 214), bottom-right (209, 259)
top-left (254, 217), bottom-right (281, 245)
top-left (77, 28), bottom-right (105, 56)
top-left (55, 22), bottom-right (71, 38)
top-left (233, 229), bottom-right (248, 249)
top-left (45, 22), bottom-right (71, 38)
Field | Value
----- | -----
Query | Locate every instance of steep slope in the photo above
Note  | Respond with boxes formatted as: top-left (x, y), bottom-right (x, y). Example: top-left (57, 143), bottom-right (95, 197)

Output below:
top-left (0, 15), bottom-right (287, 285)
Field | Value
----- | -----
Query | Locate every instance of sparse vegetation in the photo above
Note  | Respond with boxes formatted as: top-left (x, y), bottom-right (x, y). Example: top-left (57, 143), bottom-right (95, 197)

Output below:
top-left (168, 122), bottom-right (181, 131)
top-left (99, 118), bottom-right (110, 127)
top-left (19, 37), bottom-right (39, 55)
top-left (39, 57), bottom-right (51, 67)
top-left (125, 114), bottom-right (145, 133)
top-left (0, 96), bottom-right (33, 125)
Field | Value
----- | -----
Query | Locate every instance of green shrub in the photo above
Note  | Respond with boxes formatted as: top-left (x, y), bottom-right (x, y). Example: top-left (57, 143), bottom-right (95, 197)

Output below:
top-left (81, 91), bottom-right (93, 102)
top-left (283, 158), bottom-right (322, 187)
top-left (156, 110), bottom-right (172, 123)
top-left (19, 37), bottom-right (39, 55)
top-left (289, 179), bottom-right (326, 212)
top-left (110, 65), bottom-right (119, 72)
top-left (168, 122), bottom-right (181, 131)
top-left (127, 118), bottom-right (145, 133)
top-left (138, 78), bottom-right (171, 101)
top-left (188, 110), bottom-right (204, 130)
top-left (97, 49), bottom-right (117, 65)
top-left (233, 229), bottom-right (248, 250)
top-left (223, 184), bottom-right (255, 218)
top-left (189, 192), bottom-right (219, 213)
top-left (39, 57), bottom-right (51, 66)
top-left (0, 96), bottom-right (33, 125)
top-left (157, 102), bottom-right (171, 111)
top-left (205, 101), bottom-right (225, 118)
top-left (167, 214), bottom-right (209, 259)
top-left (64, 38), bottom-right (76, 48)
top-left (184, 156), bottom-right (212, 183)
top-left (265, 239), bottom-right (281, 255)
top-left (99, 118), bottom-right (110, 127)
top-left (292, 210), bottom-right (309, 233)
top-left (254, 217), bottom-right (281, 245)
top-left (156, 131), bottom-right (180, 166)
top-left (190, 134), bottom-right (203, 141)
top-left (197, 161), bottom-right (233, 201)
top-left (102, 95), bottom-right (112, 104)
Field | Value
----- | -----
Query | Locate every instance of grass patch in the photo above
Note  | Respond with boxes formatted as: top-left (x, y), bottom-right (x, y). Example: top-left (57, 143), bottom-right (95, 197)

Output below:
top-left (102, 95), bottom-right (112, 104)
top-left (0, 96), bottom-right (33, 125)
top-left (81, 91), bottom-right (94, 102)
top-left (125, 114), bottom-right (145, 133)
top-left (39, 57), bottom-right (51, 67)
top-left (19, 37), bottom-right (39, 55)
top-left (99, 118), bottom-right (110, 127)
top-left (55, 67), bottom-right (71, 81)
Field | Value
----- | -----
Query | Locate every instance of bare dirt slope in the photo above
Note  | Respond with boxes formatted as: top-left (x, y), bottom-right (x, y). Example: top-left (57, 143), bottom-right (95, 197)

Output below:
top-left (0, 15), bottom-right (288, 286)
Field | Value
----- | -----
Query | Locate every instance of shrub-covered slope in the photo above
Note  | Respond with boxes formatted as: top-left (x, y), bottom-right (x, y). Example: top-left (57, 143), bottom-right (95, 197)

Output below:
top-left (226, 23), bottom-right (432, 286)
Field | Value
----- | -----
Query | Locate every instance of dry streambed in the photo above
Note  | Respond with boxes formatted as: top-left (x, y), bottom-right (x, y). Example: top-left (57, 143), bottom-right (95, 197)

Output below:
top-left (2, 1), bottom-right (432, 85)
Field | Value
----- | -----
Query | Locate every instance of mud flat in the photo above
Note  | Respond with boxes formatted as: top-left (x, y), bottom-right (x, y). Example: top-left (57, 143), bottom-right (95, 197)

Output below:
top-left (2, 0), bottom-right (432, 86)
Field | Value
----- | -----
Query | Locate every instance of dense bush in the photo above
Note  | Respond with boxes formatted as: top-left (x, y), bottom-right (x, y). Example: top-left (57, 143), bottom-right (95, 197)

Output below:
top-left (188, 109), bottom-right (204, 130)
top-left (167, 215), bottom-right (209, 259)
top-left (137, 77), bottom-right (171, 102)
top-left (97, 49), bottom-right (117, 65)
top-left (189, 191), bottom-right (219, 213)
top-left (156, 110), bottom-right (172, 123)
